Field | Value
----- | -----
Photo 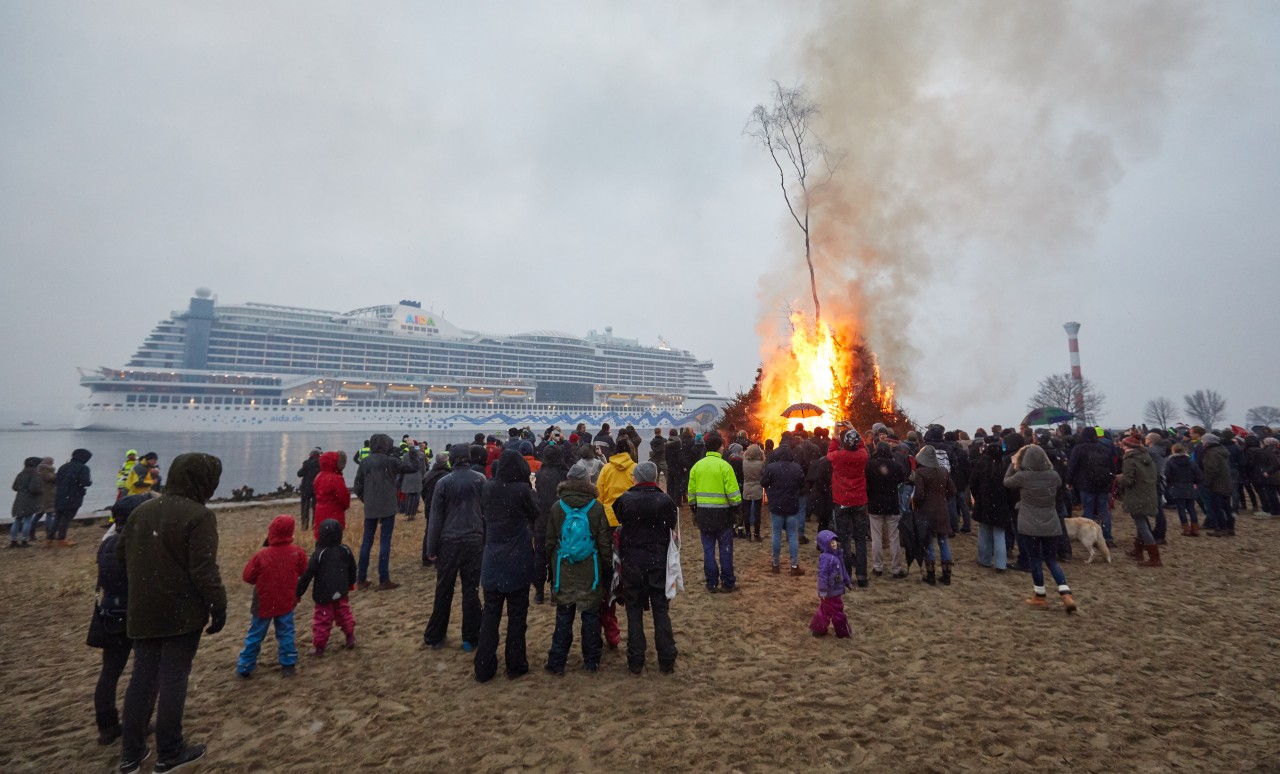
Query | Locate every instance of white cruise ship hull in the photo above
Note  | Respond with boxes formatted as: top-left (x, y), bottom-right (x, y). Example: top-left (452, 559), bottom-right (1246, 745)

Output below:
top-left (74, 402), bottom-right (723, 433)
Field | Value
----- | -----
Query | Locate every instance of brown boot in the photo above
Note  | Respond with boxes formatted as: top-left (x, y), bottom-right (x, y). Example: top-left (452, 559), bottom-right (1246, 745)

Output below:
top-left (1188, 523), bottom-right (1200, 537)
top-left (58, 539), bottom-right (76, 547)
top-left (1060, 591), bottom-right (1077, 613)
top-left (1139, 543), bottom-right (1162, 567)
top-left (1126, 538), bottom-right (1143, 559)
top-left (1180, 524), bottom-right (1191, 537)
top-left (1025, 587), bottom-right (1048, 608)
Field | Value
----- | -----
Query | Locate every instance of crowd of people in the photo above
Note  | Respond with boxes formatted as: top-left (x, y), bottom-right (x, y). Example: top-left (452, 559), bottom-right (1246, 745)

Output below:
top-left (10, 416), bottom-right (1280, 772)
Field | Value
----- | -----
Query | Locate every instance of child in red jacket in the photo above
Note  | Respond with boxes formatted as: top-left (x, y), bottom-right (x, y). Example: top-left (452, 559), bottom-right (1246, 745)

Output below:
top-left (236, 515), bottom-right (308, 678)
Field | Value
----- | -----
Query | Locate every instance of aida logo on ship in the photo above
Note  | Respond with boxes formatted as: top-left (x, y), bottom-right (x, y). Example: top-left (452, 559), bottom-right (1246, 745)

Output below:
top-left (405, 314), bottom-right (436, 326)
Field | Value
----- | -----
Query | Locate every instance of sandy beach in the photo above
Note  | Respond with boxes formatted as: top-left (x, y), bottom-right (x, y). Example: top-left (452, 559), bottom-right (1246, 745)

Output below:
top-left (2, 501), bottom-right (1279, 773)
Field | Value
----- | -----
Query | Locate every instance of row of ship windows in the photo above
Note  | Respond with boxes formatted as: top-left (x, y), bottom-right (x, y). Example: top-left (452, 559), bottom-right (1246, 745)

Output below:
top-left (93, 404), bottom-right (675, 413)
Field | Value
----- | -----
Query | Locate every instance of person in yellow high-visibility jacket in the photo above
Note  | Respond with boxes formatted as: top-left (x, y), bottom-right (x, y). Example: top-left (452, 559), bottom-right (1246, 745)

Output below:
top-left (115, 450), bottom-right (138, 501)
top-left (688, 433), bottom-right (742, 593)
top-left (125, 452), bottom-right (161, 496)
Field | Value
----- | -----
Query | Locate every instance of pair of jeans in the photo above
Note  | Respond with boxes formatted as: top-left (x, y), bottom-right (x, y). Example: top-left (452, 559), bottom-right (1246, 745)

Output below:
top-left (956, 489), bottom-right (972, 531)
top-left (1206, 492), bottom-right (1234, 531)
top-left (1080, 490), bottom-right (1113, 541)
top-left (236, 612), bottom-right (297, 674)
top-left (121, 631), bottom-right (201, 763)
top-left (834, 505), bottom-right (869, 581)
top-left (1172, 497), bottom-right (1199, 525)
top-left (976, 522), bottom-right (1007, 570)
top-left (923, 533), bottom-right (952, 564)
top-left (49, 508), bottom-right (76, 540)
top-left (1021, 535), bottom-right (1068, 589)
top-left (94, 642), bottom-right (132, 730)
top-left (868, 513), bottom-right (904, 573)
top-left (770, 512), bottom-right (801, 568)
top-left (358, 515), bottom-right (395, 583)
top-left (622, 565), bottom-right (676, 672)
top-left (312, 599), bottom-right (355, 651)
top-left (423, 539), bottom-right (483, 646)
top-left (475, 586), bottom-right (530, 682)
top-left (699, 527), bottom-right (735, 589)
top-left (545, 603), bottom-right (602, 672)
top-left (744, 499), bottom-right (762, 535)
top-left (1131, 513), bottom-right (1156, 544)
top-left (9, 513), bottom-right (32, 542)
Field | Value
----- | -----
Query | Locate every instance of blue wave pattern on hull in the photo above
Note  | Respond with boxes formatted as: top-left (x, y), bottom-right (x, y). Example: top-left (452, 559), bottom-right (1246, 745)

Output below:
top-left (442, 404), bottom-right (720, 428)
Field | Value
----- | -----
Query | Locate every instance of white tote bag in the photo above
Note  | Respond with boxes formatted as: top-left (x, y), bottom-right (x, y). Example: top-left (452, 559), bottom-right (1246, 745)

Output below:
top-left (664, 522), bottom-right (684, 600)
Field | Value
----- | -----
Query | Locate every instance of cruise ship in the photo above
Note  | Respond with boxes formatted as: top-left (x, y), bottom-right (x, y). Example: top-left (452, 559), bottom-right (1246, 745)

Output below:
top-left (75, 290), bottom-right (726, 434)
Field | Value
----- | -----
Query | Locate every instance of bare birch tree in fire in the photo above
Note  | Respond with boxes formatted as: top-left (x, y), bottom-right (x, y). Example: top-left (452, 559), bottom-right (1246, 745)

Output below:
top-left (744, 83), bottom-right (900, 442)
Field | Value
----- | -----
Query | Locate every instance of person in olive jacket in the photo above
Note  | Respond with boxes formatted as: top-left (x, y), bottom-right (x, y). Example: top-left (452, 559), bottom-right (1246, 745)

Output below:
top-left (474, 449), bottom-right (540, 683)
top-left (9, 456), bottom-right (42, 547)
top-left (116, 452), bottom-right (226, 774)
top-left (1118, 434), bottom-right (1162, 566)
top-left (614, 462), bottom-right (679, 675)
top-left (544, 461), bottom-right (612, 675)
top-left (1201, 434), bottom-right (1236, 537)
top-left (911, 445), bottom-right (957, 586)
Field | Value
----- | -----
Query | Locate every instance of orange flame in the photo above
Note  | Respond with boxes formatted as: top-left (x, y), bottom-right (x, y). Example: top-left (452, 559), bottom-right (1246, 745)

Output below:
top-left (756, 312), bottom-right (896, 442)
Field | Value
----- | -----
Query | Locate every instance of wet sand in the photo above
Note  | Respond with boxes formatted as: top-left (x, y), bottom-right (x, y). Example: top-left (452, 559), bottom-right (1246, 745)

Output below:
top-left (2, 502), bottom-right (1279, 772)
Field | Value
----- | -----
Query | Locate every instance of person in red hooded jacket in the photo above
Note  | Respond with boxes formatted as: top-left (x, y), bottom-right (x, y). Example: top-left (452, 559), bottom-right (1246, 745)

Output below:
top-left (312, 452), bottom-right (351, 541)
top-left (236, 515), bottom-right (308, 678)
top-left (828, 423), bottom-right (871, 587)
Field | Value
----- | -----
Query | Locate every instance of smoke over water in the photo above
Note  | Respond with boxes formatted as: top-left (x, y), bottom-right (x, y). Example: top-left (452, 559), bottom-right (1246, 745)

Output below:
top-left (755, 1), bottom-right (1201, 422)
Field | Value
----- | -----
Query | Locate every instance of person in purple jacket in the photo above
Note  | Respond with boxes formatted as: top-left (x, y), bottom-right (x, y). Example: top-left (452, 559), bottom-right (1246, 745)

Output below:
top-left (809, 530), bottom-right (852, 638)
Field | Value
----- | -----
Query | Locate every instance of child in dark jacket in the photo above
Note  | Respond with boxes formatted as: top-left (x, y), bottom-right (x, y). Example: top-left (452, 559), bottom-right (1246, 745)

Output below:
top-left (236, 515), bottom-right (308, 678)
top-left (297, 518), bottom-right (358, 656)
top-left (810, 529), bottom-right (852, 638)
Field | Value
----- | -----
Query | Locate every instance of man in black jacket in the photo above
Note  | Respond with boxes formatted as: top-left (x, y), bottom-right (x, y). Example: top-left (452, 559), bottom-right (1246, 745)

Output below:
top-left (423, 445), bottom-right (487, 649)
top-left (52, 448), bottom-right (93, 544)
top-left (296, 448), bottom-right (321, 531)
top-left (614, 462), bottom-right (678, 675)
top-left (353, 434), bottom-right (419, 591)
top-left (1065, 427), bottom-right (1117, 547)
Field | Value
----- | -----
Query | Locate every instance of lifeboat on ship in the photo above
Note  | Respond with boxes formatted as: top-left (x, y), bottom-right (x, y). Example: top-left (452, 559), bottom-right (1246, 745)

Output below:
top-left (428, 386), bottom-right (459, 396)
top-left (499, 389), bottom-right (528, 399)
top-left (385, 385), bottom-right (422, 399)
top-left (606, 393), bottom-right (631, 403)
top-left (339, 384), bottom-right (378, 398)
top-left (631, 395), bottom-right (654, 404)
top-left (466, 388), bottom-right (495, 400)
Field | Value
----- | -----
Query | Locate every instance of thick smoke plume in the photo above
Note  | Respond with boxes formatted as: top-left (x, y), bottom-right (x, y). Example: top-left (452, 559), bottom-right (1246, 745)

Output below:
top-left (757, 1), bottom-right (1201, 404)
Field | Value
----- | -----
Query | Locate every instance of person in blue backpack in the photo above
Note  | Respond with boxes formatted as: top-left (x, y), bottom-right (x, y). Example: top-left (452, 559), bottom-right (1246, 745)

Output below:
top-left (544, 461), bottom-right (611, 675)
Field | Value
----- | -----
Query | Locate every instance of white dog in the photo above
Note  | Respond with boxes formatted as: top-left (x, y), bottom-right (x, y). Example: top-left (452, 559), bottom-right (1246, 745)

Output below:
top-left (1064, 517), bottom-right (1111, 564)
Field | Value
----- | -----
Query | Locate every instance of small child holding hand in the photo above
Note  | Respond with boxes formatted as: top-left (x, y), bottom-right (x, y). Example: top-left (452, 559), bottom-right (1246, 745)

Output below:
top-left (296, 518), bottom-right (358, 656)
top-left (810, 529), bottom-right (852, 638)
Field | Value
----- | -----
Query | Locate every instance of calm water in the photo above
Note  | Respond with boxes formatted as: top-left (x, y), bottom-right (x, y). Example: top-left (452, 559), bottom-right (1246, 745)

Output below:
top-left (0, 428), bottom-right (479, 512)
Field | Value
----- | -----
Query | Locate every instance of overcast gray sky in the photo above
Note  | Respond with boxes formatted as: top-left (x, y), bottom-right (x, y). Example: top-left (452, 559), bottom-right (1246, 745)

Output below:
top-left (2, 1), bottom-right (1277, 431)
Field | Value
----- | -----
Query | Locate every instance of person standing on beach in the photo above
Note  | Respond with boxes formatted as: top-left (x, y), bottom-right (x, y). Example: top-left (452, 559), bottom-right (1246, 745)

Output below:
top-left (116, 452), bottom-right (226, 774)
top-left (296, 448), bottom-right (321, 531)
top-left (51, 448), bottom-right (93, 546)
top-left (352, 434), bottom-right (418, 591)
top-left (533, 444), bottom-right (570, 604)
top-left (911, 445), bottom-right (957, 586)
top-left (688, 433), bottom-right (742, 593)
top-left (1117, 434), bottom-right (1162, 566)
top-left (424, 445), bottom-right (487, 650)
top-left (312, 451), bottom-right (350, 541)
top-left (544, 461), bottom-right (611, 675)
top-left (87, 494), bottom-right (152, 745)
top-left (125, 452), bottom-right (160, 497)
top-left (474, 449), bottom-right (539, 682)
top-left (595, 437), bottom-right (637, 646)
top-left (614, 462), bottom-right (679, 675)
top-left (235, 515), bottom-right (308, 678)
top-left (10, 456), bottom-right (42, 548)
top-left (1003, 445), bottom-right (1076, 613)
top-left (760, 444), bottom-right (805, 575)
top-left (828, 424), bottom-right (871, 587)
top-left (35, 457), bottom-right (56, 541)
top-left (115, 450), bottom-right (138, 502)
top-left (296, 518), bottom-right (358, 656)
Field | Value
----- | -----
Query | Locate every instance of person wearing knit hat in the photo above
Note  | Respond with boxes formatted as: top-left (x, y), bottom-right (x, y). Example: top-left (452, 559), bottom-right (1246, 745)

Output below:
top-left (1118, 435), bottom-right (1162, 566)
top-left (1201, 433), bottom-right (1235, 536)
top-left (544, 456), bottom-right (611, 676)
top-left (612, 460), bottom-right (679, 674)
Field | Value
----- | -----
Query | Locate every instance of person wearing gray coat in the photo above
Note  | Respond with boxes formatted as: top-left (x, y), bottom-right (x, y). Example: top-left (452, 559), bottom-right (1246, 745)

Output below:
top-left (1004, 445), bottom-right (1076, 613)
top-left (353, 433), bottom-right (419, 590)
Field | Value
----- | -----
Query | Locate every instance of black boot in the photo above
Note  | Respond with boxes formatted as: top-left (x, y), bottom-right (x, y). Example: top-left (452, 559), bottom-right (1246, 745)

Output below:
top-left (534, 585), bottom-right (545, 605)
top-left (940, 561), bottom-right (952, 586)
top-left (923, 561), bottom-right (936, 586)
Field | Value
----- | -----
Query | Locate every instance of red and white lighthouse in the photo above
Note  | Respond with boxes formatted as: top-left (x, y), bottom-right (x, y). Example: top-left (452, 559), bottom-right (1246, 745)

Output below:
top-left (1063, 322), bottom-right (1085, 427)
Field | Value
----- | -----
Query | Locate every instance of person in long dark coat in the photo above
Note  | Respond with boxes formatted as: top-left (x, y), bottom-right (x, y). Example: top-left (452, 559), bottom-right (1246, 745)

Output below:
top-left (533, 445), bottom-right (570, 603)
top-left (474, 449), bottom-right (539, 682)
top-left (971, 437), bottom-right (1014, 572)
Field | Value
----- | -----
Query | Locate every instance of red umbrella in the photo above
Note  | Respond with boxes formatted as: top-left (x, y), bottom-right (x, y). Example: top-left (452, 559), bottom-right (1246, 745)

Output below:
top-left (1231, 424), bottom-right (1249, 437)
top-left (781, 402), bottom-right (825, 419)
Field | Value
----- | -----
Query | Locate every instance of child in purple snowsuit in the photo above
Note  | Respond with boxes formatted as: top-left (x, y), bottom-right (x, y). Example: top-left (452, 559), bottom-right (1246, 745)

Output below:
top-left (811, 529), bottom-right (852, 638)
